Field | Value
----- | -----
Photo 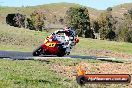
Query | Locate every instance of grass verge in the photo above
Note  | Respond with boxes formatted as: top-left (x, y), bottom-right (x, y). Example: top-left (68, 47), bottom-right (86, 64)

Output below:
top-left (0, 59), bottom-right (71, 88)
top-left (0, 58), bottom-right (131, 88)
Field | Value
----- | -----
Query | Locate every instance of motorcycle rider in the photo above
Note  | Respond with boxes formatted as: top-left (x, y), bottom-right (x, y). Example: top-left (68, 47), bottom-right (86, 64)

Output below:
top-left (33, 26), bottom-right (79, 56)
top-left (52, 26), bottom-right (76, 54)
top-left (63, 26), bottom-right (76, 54)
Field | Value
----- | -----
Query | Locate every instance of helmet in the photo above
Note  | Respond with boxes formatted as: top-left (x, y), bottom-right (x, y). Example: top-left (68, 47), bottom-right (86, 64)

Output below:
top-left (64, 26), bottom-right (70, 31)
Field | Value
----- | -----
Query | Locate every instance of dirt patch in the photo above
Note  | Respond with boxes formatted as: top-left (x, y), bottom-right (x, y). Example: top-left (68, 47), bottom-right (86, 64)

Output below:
top-left (51, 61), bottom-right (132, 87)
top-left (51, 62), bottom-right (132, 78)
top-left (51, 63), bottom-right (76, 79)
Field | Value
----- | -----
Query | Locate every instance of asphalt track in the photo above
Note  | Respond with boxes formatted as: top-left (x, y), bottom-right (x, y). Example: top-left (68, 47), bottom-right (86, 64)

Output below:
top-left (0, 50), bottom-right (96, 60)
top-left (0, 50), bottom-right (132, 62)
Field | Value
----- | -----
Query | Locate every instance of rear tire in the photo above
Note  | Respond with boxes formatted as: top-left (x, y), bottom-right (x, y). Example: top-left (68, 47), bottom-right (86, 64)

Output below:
top-left (57, 48), bottom-right (66, 57)
top-left (57, 52), bottom-right (65, 57)
top-left (32, 45), bottom-right (43, 56)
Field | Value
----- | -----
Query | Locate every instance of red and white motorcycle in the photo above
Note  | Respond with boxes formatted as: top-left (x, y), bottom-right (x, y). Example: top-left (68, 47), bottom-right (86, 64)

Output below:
top-left (32, 29), bottom-right (79, 57)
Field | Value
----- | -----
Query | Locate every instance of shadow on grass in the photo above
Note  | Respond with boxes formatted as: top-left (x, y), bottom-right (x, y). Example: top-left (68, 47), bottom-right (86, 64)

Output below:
top-left (24, 79), bottom-right (52, 84)
top-left (97, 59), bottom-right (124, 63)
top-left (14, 79), bottom-right (52, 85)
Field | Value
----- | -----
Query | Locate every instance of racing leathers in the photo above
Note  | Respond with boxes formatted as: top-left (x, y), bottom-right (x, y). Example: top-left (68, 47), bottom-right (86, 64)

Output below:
top-left (52, 29), bottom-right (76, 54)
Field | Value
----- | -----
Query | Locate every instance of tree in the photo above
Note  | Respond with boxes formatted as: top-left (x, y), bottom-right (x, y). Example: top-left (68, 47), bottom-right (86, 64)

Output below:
top-left (116, 22), bottom-right (128, 42)
top-left (106, 29), bottom-right (116, 40)
top-left (92, 21), bottom-right (100, 33)
top-left (107, 7), bottom-right (112, 12)
top-left (30, 11), bottom-right (45, 31)
top-left (65, 6), bottom-right (94, 38)
top-left (26, 18), bottom-right (35, 30)
top-left (116, 8), bottom-right (132, 43)
top-left (6, 13), bottom-right (26, 28)
top-left (124, 9), bottom-right (132, 30)
top-left (99, 27), bottom-right (107, 40)
top-left (97, 7), bottom-right (116, 40)
top-left (125, 31), bottom-right (132, 43)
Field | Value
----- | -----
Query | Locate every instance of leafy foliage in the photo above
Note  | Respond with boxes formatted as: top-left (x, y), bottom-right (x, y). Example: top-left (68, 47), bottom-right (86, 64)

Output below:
top-left (97, 7), bottom-right (116, 40)
top-left (92, 21), bottom-right (100, 33)
top-left (30, 11), bottom-right (45, 31)
top-left (3, 3), bottom-right (132, 43)
top-left (65, 6), bottom-right (94, 38)
top-left (116, 8), bottom-right (132, 43)
top-left (6, 13), bottom-right (26, 28)
top-left (125, 31), bottom-right (132, 43)
top-left (99, 27), bottom-right (107, 40)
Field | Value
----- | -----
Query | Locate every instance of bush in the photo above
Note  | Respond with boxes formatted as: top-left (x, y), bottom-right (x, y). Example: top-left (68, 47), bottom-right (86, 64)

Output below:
top-left (30, 11), bottom-right (45, 31)
top-left (85, 29), bottom-right (95, 38)
top-left (6, 13), bottom-right (26, 28)
top-left (92, 21), bottom-right (100, 33)
top-left (99, 27), bottom-right (107, 40)
top-left (116, 24), bottom-right (128, 42)
top-left (106, 30), bottom-right (116, 41)
top-left (97, 8), bottom-right (116, 40)
top-left (124, 31), bottom-right (132, 43)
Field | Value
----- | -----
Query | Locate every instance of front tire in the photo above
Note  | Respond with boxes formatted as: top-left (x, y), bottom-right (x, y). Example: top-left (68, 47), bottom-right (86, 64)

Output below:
top-left (32, 45), bottom-right (43, 56)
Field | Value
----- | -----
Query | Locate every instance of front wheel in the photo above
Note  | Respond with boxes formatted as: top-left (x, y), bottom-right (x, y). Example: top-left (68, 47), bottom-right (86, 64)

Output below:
top-left (32, 45), bottom-right (43, 56)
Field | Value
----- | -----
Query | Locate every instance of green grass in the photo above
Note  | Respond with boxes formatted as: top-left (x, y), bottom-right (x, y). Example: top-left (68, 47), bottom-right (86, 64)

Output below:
top-left (74, 38), bottom-right (132, 55)
top-left (0, 58), bottom-right (128, 88)
top-left (0, 59), bottom-right (70, 88)
top-left (50, 58), bottom-right (106, 66)
top-left (0, 24), bottom-right (49, 52)
top-left (0, 58), bottom-right (103, 88)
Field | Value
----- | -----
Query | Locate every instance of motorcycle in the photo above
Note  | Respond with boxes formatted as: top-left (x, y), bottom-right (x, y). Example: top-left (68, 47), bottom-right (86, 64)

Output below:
top-left (32, 30), bottom-right (79, 57)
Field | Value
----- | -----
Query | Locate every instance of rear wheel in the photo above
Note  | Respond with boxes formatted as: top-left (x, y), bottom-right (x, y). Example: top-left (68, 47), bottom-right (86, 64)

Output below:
top-left (57, 52), bottom-right (65, 57)
top-left (32, 45), bottom-right (43, 56)
top-left (57, 48), bottom-right (66, 57)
